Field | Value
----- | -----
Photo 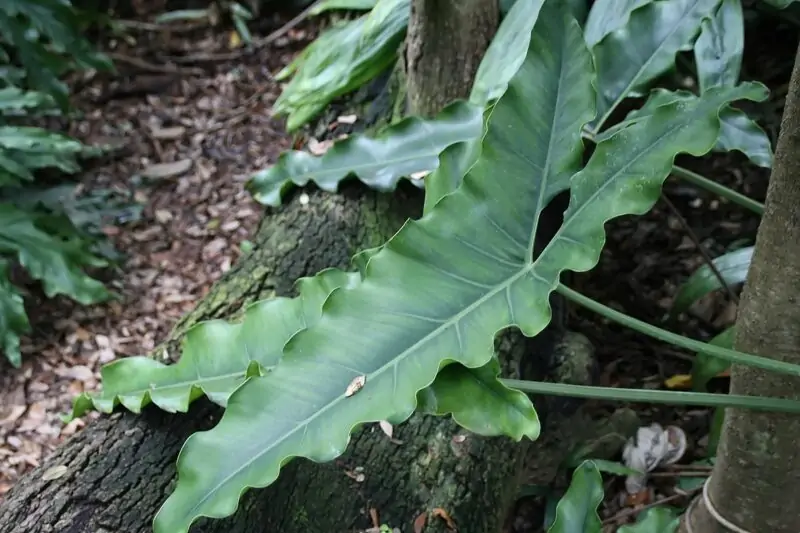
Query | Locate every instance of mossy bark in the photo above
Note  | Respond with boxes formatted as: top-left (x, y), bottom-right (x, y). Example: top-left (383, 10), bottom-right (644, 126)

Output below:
top-left (404, 0), bottom-right (499, 116)
top-left (682, 43), bottom-right (800, 533)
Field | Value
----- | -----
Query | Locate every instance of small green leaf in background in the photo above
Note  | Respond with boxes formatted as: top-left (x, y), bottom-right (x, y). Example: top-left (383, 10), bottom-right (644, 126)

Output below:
top-left (590, 0), bottom-right (720, 131)
top-left (0, 203), bottom-right (110, 305)
top-left (0, 259), bottom-right (31, 367)
top-left (618, 506), bottom-right (681, 533)
top-left (574, 458), bottom-right (644, 477)
top-left (154, 9), bottom-right (211, 23)
top-left (583, 0), bottom-right (652, 47)
top-left (692, 326), bottom-right (734, 391)
top-left (310, 0), bottom-right (378, 15)
top-left (274, 0), bottom-right (409, 131)
top-left (0, 0), bottom-right (113, 108)
top-left (248, 101), bottom-right (482, 207)
top-left (675, 458), bottom-right (714, 493)
top-left (547, 461), bottom-right (604, 533)
top-left (0, 125), bottom-right (85, 186)
top-left (595, 89), bottom-right (772, 168)
top-left (416, 359), bottom-right (540, 440)
top-left (707, 406), bottom-right (724, 456)
top-left (672, 245), bottom-right (752, 315)
top-left (694, 0), bottom-right (744, 93)
top-left (693, 0), bottom-right (772, 167)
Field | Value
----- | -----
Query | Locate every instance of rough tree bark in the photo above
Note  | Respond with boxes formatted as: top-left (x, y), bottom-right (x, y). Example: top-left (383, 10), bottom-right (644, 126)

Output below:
top-left (405, 0), bottom-right (499, 116)
top-left (681, 43), bottom-right (800, 533)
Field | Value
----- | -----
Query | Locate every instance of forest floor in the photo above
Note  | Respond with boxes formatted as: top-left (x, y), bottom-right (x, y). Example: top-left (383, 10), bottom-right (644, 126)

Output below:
top-left (0, 4), bottom-right (797, 533)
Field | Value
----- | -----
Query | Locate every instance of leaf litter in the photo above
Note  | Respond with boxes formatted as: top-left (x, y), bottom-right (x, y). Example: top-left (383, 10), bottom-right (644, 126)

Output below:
top-left (0, 6), bottom-right (313, 499)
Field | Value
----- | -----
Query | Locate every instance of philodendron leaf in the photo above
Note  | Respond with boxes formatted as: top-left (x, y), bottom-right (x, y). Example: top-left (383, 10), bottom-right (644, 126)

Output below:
top-left (426, 0), bottom-right (547, 213)
top-left (617, 507), bottom-right (680, 533)
top-left (694, 0), bottom-right (744, 93)
top-left (692, 326), bottom-right (735, 391)
top-left (595, 89), bottom-right (772, 167)
top-left (77, 265), bottom-right (539, 439)
top-left (0, 259), bottom-right (30, 368)
top-left (417, 360), bottom-right (540, 440)
top-left (273, 0), bottom-right (408, 131)
top-left (152, 4), bottom-right (766, 528)
top-left (547, 461), bottom-right (603, 533)
top-left (156, 6), bottom-right (592, 530)
top-left (247, 101), bottom-right (483, 207)
top-left (590, 0), bottom-right (721, 131)
top-left (672, 245), bottom-right (752, 315)
top-left (70, 269), bottom-right (360, 417)
top-left (583, 0), bottom-right (652, 47)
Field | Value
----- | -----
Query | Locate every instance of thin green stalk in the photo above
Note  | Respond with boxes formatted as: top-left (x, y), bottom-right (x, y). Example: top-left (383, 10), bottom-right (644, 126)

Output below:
top-left (501, 379), bottom-right (800, 414)
top-left (556, 284), bottom-right (800, 377)
top-left (670, 165), bottom-right (764, 215)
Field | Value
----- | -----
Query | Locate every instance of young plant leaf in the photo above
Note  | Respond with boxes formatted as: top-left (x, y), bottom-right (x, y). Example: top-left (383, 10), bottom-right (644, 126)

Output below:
top-left (310, 0), bottom-right (378, 15)
top-left (672, 245), bottom-right (752, 315)
top-left (0, 259), bottom-right (31, 367)
top-left (155, 6), bottom-right (593, 530)
top-left (617, 507), bottom-right (680, 533)
top-left (590, 0), bottom-right (720, 131)
top-left (694, 0), bottom-right (744, 93)
top-left (153, 9), bottom-right (767, 531)
top-left (247, 101), bottom-right (482, 207)
top-left (547, 461), bottom-right (604, 533)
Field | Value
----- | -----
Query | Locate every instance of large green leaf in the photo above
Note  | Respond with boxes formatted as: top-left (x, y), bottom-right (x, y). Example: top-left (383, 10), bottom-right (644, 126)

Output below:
top-left (426, 0), bottom-right (546, 213)
top-left (547, 461), bottom-right (603, 533)
top-left (155, 5), bottom-right (593, 530)
top-left (590, 0), bottom-right (720, 131)
top-left (583, 0), bottom-right (652, 47)
top-left (70, 269), bottom-right (359, 417)
top-left (273, 0), bottom-right (408, 131)
top-left (672, 245), bottom-right (752, 315)
top-left (0, 259), bottom-right (30, 367)
top-left (595, 89), bottom-right (772, 167)
top-left (75, 264), bottom-right (539, 439)
top-left (152, 10), bottom-right (766, 531)
top-left (247, 101), bottom-right (482, 206)
top-left (0, 203), bottom-right (109, 305)
top-left (694, 0), bottom-right (743, 93)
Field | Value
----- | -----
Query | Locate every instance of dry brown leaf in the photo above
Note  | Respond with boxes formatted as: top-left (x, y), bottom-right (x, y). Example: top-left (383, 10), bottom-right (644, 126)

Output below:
top-left (432, 508), bottom-right (457, 530)
top-left (413, 512), bottom-right (427, 533)
top-left (307, 138), bottom-right (334, 156)
top-left (150, 126), bottom-right (186, 139)
top-left (141, 159), bottom-right (193, 179)
top-left (41, 465), bottom-right (68, 481)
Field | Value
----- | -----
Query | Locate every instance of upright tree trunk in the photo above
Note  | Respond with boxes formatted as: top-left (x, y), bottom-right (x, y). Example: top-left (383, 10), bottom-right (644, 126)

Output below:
top-left (405, 0), bottom-right (499, 116)
top-left (682, 43), bottom-right (800, 533)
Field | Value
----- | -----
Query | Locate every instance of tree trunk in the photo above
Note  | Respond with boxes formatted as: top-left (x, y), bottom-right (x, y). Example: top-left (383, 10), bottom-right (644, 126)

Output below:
top-left (0, 176), bottom-right (607, 533)
top-left (405, 0), bottom-right (499, 116)
top-left (681, 43), bottom-right (800, 533)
